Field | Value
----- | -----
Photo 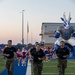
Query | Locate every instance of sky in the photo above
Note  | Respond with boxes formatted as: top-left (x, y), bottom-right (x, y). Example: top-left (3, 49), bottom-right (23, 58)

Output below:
top-left (0, 0), bottom-right (75, 44)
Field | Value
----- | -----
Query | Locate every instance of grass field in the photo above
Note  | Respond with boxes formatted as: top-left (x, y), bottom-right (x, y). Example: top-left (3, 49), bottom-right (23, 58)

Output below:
top-left (32, 60), bottom-right (75, 75)
top-left (0, 56), bottom-right (75, 75)
top-left (0, 56), bottom-right (5, 72)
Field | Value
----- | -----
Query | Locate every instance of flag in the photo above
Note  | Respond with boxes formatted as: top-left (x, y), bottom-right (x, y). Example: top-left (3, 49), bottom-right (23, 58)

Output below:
top-left (27, 21), bottom-right (29, 33)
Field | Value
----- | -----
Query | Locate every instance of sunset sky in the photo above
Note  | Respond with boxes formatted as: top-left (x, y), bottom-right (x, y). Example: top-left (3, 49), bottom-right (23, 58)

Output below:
top-left (0, 0), bottom-right (75, 44)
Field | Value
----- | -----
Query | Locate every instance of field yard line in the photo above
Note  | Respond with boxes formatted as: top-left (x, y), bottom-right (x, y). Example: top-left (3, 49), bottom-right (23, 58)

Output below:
top-left (44, 60), bottom-right (75, 63)
top-left (43, 61), bottom-right (57, 63)
top-left (43, 66), bottom-right (75, 67)
top-left (68, 61), bottom-right (75, 64)
top-left (26, 59), bottom-right (31, 75)
top-left (42, 73), bottom-right (75, 74)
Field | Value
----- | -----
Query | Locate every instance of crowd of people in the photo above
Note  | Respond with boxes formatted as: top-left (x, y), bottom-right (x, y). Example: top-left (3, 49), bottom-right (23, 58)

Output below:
top-left (16, 48), bottom-right (27, 66)
top-left (16, 42), bottom-right (55, 67)
top-left (0, 40), bottom-right (70, 75)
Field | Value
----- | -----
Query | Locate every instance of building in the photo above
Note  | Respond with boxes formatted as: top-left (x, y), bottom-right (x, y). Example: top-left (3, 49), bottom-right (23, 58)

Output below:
top-left (40, 23), bottom-right (75, 47)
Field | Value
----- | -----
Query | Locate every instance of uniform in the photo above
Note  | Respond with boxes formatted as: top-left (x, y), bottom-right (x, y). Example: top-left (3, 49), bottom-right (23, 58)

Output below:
top-left (21, 51), bottom-right (27, 66)
top-left (17, 52), bottom-right (21, 58)
top-left (56, 47), bottom-right (70, 75)
top-left (49, 50), bottom-right (54, 56)
top-left (22, 51), bottom-right (26, 59)
top-left (3, 46), bottom-right (16, 75)
top-left (30, 48), bottom-right (45, 75)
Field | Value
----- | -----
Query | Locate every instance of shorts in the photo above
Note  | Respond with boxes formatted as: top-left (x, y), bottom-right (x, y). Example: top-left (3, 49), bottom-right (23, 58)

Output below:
top-left (22, 55), bottom-right (26, 59)
top-left (17, 54), bottom-right (21, 57)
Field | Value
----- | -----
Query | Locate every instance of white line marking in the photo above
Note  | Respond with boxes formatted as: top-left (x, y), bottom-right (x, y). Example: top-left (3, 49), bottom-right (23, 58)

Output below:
top-left (26, 59), bottom-right (31, 75)
top-left (68, 61), bottom-right (75, 64)
top-left (42, 73), bottom-right (75, 74)
top-left (43, 66), bottom-right (75, 68)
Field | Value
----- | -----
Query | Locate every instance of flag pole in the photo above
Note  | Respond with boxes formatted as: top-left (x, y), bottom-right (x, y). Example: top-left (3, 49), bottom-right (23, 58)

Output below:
top-left (27, 21), bottom-right (29, 44)
top-left (31, 31), bottom-right (33, 44)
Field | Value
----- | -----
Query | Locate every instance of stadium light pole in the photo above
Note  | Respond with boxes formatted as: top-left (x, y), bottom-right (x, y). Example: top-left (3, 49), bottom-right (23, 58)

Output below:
top-left (21, 10), bottom-right (25, 45)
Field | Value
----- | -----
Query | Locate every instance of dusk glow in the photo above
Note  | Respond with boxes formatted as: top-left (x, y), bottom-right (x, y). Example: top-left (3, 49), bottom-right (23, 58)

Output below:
top-left (0, 0), bottom-right (75, 44)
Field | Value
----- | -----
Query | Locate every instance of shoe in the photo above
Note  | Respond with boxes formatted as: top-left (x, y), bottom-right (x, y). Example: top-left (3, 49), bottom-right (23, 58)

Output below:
top-left (24, 64), bottom-right (26, 66)
top-left (18, 63), bottom-right (20, 66)
top-left (22, 64), bottom-right (23, 66)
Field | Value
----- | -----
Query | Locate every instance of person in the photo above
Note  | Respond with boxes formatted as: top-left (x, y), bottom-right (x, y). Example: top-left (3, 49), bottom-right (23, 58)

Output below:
top-left (16, 49), bottom-right (21, 66)
top-left (48, 47), bottom-right (54, 60)
top-left (44, 47), bottom-right (50, 62)
top-left (30, 44), bottom-right (45, 75)
top-left (35, 42), bottom-right (39, 47)
top-left (55, 41), bottom-right (70, 75)
top-left (26, 45), bottom-right (29, 51)
top-left (29, 42), bottom-right (39, 62)
top-left (3, 40), bottom-right (16, 75)
top-left (21, 47), bottom-right (27, 66)
top-left (3, 46), bottom-right (8, 60)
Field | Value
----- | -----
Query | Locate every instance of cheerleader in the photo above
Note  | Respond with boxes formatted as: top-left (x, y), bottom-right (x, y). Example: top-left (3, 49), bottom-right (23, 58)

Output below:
top-left (49, 47), bottom-right (54, 60)
top-left (44, 47), bottom-right (50, 62)
top-left (16, 49), bottom-right (21, 66)
top-left (21, 47), bottom-right (27, 66)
